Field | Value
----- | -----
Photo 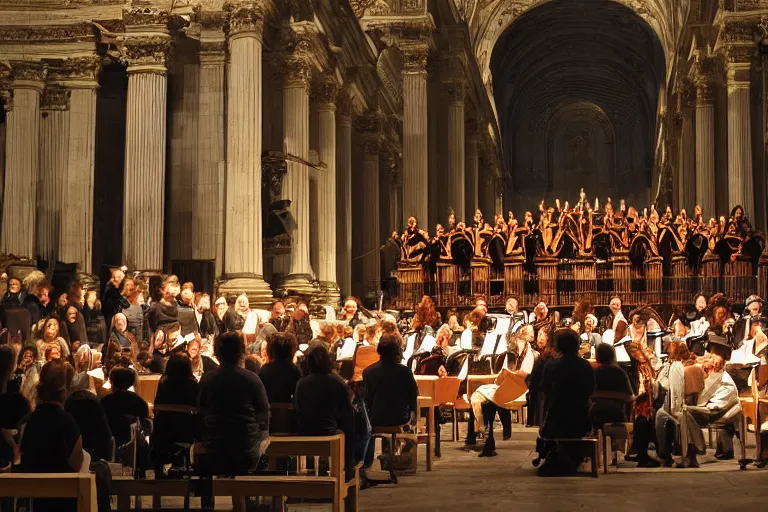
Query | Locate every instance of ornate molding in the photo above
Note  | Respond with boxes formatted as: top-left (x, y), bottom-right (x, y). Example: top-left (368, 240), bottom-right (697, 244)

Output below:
top-left (40, 85), bottom-right (71, 111)
top-left (199, 41), bottom-right (227, 62)
top-left (11, 61), bottom-right (46, 85)
top-left (401, 41), bottom-right (431, 73)
top-left (312, 74), bottom-right (339, 107)
top-left (0, 22), bottom-right (94, 43)
top-left (225, 2), bottom-right (269, 37)
top-left (278, 22), bottom-right (326, 90)
top-left (47, 56), bottom-right (101, 84)
top-left (195, 8), bottom-right (228, 31)
top-left (336, 88), bottom-right (355, 121)
top-left (123, 6), bottom-right (170, 27)
top-left (121, 36), bottom-right (172, 72)
top-left (263, 151), bottom-right (288, 197)
top-left (444, 79), bottom-right (468, 103)
top-left (350, 0), bottom-right (378, 18)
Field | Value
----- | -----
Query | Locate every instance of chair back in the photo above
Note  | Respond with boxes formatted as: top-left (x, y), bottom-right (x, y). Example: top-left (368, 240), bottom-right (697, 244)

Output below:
top-left (433, 377), bottom-right (461, 405)
top-left (351, 345), bottom-right (379, 382)
top-left (0, 307), bottom-right (31, 342)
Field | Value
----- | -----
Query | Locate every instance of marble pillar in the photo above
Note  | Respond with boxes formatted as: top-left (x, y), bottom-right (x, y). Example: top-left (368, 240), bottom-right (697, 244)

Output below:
top-left (360, 136), bottom-right (380, 295)
top-left (1, 63), bottom-right (45, 259)
top-left (315, 79), bottom-right (340, 305)
top-left (401, 44), bottom-right (430, 226)
top-left (679, 104), bottom-right (695, 211)
top-left (445, 82), bottom-right (466, 221)
top-left (336, 103), bottom-right (353, 298)
top-left (194, 41), bottom-right (226, 278)
top-left (280, 60), bottom-right (315, 295)
top-left (465, 129), bottom-right (479, 218)
top-left (122, 37), bottom-right (170, 272)
top-left (38, 86), bottom-right (70, 265)
top-left (695, 82), bottom-right (716, 217)
top-left (218, 12), bottom-right (272, 304)
top-left (727, 57), bottom-right (754, 216)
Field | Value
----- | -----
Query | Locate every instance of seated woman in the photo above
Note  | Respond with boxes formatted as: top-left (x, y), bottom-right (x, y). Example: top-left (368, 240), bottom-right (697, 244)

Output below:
top-left (0, 345), bottom-right (30, 469)
top-left (71, 345), bottom-right (99, 393)
top-left (64, 387), bottom-right (113, 462)
top-left (100, 366), bottom-right (151, 472)
top-left (591, 344), bottom-right (634, 428)
top-left (15, 344), bottom-right (40, 407)
top-left (105, 313), bottom-right (139, 367)
top-left (294, 345), bottom-right (357, 479)
top-left (19, 359), bottom-right (84, 512)
top-left (35, 317), bottom-right (70, 365)
top-left (470, 324), bottom-right (535, 457)
top-left (260, 333), bottom-right (302, 432)
top-left (147, 327), bottom-right (171, 374)
top-left (151, 352), bottom-right (201, 476)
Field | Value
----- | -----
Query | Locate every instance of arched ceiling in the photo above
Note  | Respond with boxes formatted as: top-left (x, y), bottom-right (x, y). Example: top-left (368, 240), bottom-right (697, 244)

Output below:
top-left (468, 0), bottom-right (688, 90)
top-left (490, 0), bottom-right (666, 165)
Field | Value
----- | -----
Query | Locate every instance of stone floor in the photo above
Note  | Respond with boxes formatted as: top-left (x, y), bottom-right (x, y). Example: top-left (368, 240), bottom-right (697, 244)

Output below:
top-left (145, 425), bottom-right (767, 511)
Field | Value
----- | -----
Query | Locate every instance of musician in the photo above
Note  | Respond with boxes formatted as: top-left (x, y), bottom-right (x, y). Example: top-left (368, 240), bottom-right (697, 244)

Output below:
top-left (338, 297), bottom-right (365, 329)
top-left (609, 296), bottom-right (627, 341)
top-left (690, 293), bottom-right (709, 337)
top-left (504, 297), bottom-right (525, 320)
top-left (530, 301), bottom-right (558, 338)
top-left (147, 275), bottom-right (180, 334)
top-left (579, 314), bottom-right (601, 359)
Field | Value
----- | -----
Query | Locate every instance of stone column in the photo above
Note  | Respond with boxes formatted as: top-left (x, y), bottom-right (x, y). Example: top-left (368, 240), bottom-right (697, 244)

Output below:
top-left (218, 5), bottom-right (273, 304)
top-left (122, 33), bottom-right (171, 273)
top-left (38, 86), bottom-right (70, 265)
top-left (445, 79), bottom-right (466, 221)
top-left (194, 26), bottom-right (226, 279)
top-left (465, 126), bottom-right (479, 217)
top-left (1, 62), bottom-right (45, 259)
top-left (694, 79), bottom-right (716, 217)
top-left (314, 76), bottom-right (340, 305)
top-left (360, 134), bottom-right (381, 296)
top-left (401, 42), bottom-right (430, 227)
top-left (336, 94), bottom-right (353, 298)
top-left (280, 51), bottom-right (315, 295)
top-left (726, 48), bottom-right (754, 215)
top-left (54, 57), bottom-right (100, 275)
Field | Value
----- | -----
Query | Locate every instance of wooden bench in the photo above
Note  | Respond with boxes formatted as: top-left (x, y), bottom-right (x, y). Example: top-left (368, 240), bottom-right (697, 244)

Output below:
top-left (266, 433), bottom-right (359, 512)
top-left (0, 473), bottom-right (97, 512)
top-left (112, 476), bottom-right (190, 511)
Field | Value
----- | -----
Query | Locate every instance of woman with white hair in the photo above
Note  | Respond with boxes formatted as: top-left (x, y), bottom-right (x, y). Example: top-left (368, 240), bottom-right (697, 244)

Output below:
top-left (71, 345), bottom-right (99, 392)
top-left (223, 293), bottom-right (259, 338)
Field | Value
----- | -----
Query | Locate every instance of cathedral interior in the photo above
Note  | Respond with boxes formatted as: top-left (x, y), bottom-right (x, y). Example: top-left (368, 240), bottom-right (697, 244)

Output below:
top-left (0, 0), bottom-right (766, 304)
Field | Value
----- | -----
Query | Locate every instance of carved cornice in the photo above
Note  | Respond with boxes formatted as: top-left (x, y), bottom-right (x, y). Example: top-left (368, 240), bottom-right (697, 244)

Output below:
top-left (336, 88), bottom-right (355, 121)
top-left (279, 22), bottom-right (327, 90)
top-left (0, 22), bottom-right (94, 43)
top-left (690, 51), bottom-right (724, 103)
top-left (121, 36), bottom-right (172, 72)
top-left (40, 85), bottom-right (71, 111)
top-left (195, 8), bottom-right (228, 31)
top-left (199, 41), bottom-right (227, 62)
top-left (123, 7), bottom-right (170, 28)
top-left (350, 0), bottom-right (378, 18)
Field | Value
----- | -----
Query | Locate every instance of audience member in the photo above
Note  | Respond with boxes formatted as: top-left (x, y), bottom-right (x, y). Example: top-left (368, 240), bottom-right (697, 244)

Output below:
top-left (0, 345), bottom-right (30, 468)
top-left (259, 332), bottom-right (302, 404)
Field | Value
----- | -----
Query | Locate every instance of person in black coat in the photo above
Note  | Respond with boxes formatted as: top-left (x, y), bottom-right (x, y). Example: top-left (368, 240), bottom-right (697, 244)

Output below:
top-left (64, 390), bottom-right (114, 462)
top-left (362, 335), bottom-right (419, 428)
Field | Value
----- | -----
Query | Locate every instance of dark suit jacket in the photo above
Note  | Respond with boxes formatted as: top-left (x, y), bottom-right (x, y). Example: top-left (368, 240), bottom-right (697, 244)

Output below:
top-left (363, 360), bottom-right (419, 427)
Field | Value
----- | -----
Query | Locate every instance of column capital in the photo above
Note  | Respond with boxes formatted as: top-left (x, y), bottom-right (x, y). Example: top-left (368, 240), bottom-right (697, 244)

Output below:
top-left (354, 109), bottom-right (385, 155)
top-left (123, 6), bottom-right (170, 27)
top-left (278, 23), bottom-right (327, 91)
top-left (400, 39), bottom-right (433, 74)
top-left (717, 17), bottom-right (759, 87)
top-left (445, 79), bottom-right (468, 104)
top-left (689, 50), bottom-right (723, 104)
top-left (40, 84), bottom-right (71, 111)
top-left (196, 8), bottom-right (227, 63)
top-left (121, 36), bottom-right (172, 75)
top-left (336, 88), bottom-right (355, 123)
top-left (199, 41), bottom-right (227, 63)
top-left (47, 56), bottom-right (101, 88)
top-left (10, 60), bottom-right (46, 90)
top-left (225, 1), bottom-right (275, 39)
top-left (312, 73), bottom-right (340, 110)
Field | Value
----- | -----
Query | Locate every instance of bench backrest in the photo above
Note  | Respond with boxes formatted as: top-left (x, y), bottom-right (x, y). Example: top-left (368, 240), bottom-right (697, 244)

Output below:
top-left (266, 434), bottom-right (345, 478)
top-left (0, 473), bottom-right (96, 512)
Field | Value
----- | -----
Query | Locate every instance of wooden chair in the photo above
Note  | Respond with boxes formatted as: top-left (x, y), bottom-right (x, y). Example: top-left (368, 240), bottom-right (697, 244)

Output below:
top-left (370, 424), bottom-right (411, 484)
top-left (599, 423), bottom-right (633, 474)
top-left (415, 396), bottom-right (434, 471)
top-left (0, 473), bottom-right (97, 512)
top-left (150, 404), bottom-right (199, 509)
top-left (540, 437), bottom-right (599, 478)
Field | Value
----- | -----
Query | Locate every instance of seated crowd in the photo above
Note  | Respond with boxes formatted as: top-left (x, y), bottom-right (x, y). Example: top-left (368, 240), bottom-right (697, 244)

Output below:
top-left (1, 266), bottom-right (767, 508)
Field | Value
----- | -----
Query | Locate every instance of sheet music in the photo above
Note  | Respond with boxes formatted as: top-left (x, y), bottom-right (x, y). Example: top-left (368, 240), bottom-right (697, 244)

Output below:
top-left (480, 332), bottom-right (506, 356)
top-left (242, 311), bottom-right (259, 335)
top-left (729, 339), bottom-right (760, 366)
top-left (403, 333), bottom-right (417, 365)
top-left (614, 334), bottom-right (631, 362)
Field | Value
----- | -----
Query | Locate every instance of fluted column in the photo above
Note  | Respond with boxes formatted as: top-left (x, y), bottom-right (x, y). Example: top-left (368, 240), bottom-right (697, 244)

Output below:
top-left (38, 86), bottom-right (71, 265)
top-left (726, 50), bottom-right (754, 216)
top-left (280, 52), bottom-right (315, 295)
top-left (445, 80), bottom-right (466, 221)
top-left (465, 127), bottom-right (479, 217)
top-left (401, 43), bottom-right (430, 227)
top-left (694, 80), bottom-right (716, 217)
top-left (218, 5), bottom-right (273, 304)
top-left (1, 62), bottom-right (45, 259)
top-left (55, 57), bottom-right (100, 275)
top-left (122, 33), bottom-right (171, 273)
top-left (194, 31), bottom-right (226, 278)
top-left (336, 96), bottom-right (353, 298)
top-left (315, 77), bottom-right (340, 305)
top-left (360, 136), bottom-right (381, 295)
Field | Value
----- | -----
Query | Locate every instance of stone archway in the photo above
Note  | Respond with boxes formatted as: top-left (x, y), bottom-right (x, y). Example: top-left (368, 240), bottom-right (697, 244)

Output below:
top-left (488, 0), bottom-right (666, 214)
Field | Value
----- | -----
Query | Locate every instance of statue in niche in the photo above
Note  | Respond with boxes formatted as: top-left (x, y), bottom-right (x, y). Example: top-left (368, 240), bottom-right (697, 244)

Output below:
top-left (567, 130), bottom-right (593, 175)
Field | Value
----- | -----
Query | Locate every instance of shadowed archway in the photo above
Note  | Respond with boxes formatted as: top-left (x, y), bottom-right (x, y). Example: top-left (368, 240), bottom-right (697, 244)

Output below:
top-left (490, 0), bottom-right (666, 214)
